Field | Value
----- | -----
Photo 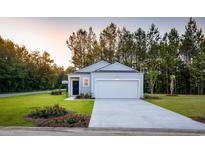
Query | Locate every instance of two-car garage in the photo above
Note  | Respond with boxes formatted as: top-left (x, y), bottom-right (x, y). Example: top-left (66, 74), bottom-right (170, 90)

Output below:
top-left (95, 79), bottom-right (140, 99)
top-left (91, 69), bottom-right (144, 99)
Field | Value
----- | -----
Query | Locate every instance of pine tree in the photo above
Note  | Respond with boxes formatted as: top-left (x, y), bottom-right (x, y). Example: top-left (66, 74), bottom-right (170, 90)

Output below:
top-left (133, 28), bottom-right (147, 71)
top-left (99, 23), bottom-right (118, 63)
top-left (180, 17), bottom-right (204, 94)
top-left (116, 27), bottom-right (134, 67)
top-left (180, 17), bottom-right (204, 65)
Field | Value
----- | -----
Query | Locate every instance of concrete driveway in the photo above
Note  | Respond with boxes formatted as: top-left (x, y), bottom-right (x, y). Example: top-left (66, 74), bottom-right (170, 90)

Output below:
top-left (89, 99), bottom-right (205, 130)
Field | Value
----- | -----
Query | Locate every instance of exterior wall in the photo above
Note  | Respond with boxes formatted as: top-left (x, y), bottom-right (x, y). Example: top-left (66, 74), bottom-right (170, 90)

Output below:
top-left (68, 74), bottom-right (91, 96)
top-left (79, 74), bottom-right (91, 94)
top-left (68, 72), bottom-right (144, 98)
top-left (91, 72), bottom-right (144, 98)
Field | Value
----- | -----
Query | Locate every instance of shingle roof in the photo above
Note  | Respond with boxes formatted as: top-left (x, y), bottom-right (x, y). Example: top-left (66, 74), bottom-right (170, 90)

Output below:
top-left (69, 61), bottom-right (138, 75)
top-left (75, 60), bottom-right (110, 73)
top-left (95, 62), bottom-right (138, 72)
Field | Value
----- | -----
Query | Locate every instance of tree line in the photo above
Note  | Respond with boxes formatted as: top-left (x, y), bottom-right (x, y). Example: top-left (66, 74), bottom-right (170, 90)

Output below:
top-left (0, 37), bottom-right (65, 93)
top-left (67, 18), bottom-right (205, 95)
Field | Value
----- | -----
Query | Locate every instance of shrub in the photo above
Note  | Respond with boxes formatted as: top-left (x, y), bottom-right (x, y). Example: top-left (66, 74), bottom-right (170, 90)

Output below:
top-left (76, 95), bottom-right (81, 99)
top-left (144, 94), bottom-right (161, 99)
top-left (66, 118), bottom-right (77, 124)
top-left (76, 93), bottom-right (92, 99)
top-left (38, 114), bottom-right (90, 127)
top-left (166, 94), bottom-right (178, 96)
top-left (51, 89), bottom-right (62, 95)
top-left (80, 93), bottom-right (84, 98)
top-left (28, 104), bottom-right (70, 119)
top-left (84, 93), bottom-right (91, 99)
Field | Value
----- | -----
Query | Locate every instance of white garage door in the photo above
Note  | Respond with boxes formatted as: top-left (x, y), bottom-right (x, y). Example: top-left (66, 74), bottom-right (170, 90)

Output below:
top-left (95, 79), bottom-right (139, 98)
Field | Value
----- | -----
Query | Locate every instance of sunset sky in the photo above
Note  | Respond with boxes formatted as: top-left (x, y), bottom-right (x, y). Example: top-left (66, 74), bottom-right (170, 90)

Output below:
top-left (0, 17), bottom-right (205, 68)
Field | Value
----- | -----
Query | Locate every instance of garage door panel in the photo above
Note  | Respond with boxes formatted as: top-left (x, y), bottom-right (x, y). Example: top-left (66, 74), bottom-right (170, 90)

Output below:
top-left (95, 80), bottom-right (139, 98)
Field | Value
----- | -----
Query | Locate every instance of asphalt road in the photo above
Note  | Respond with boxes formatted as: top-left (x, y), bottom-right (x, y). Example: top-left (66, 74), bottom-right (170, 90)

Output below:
top-left (0, 127), bottom-right (205, 136)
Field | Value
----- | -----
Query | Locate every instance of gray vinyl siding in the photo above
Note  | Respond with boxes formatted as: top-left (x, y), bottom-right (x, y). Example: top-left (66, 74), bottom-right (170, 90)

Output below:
top-left (79, 74), bottom-right (91, 94)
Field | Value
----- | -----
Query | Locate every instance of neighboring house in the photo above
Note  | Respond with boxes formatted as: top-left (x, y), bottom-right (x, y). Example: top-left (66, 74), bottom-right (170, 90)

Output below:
top-left (68, 60), bottom-right (144, 99)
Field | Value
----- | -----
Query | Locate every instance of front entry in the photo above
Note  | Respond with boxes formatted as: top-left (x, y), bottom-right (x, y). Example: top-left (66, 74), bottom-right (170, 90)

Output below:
top-left (72, 80), bottom-right (79, 95)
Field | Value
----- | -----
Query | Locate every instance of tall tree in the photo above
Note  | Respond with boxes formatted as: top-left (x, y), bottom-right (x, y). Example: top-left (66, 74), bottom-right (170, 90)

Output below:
top-left (66, 27), bottom-right (98, 69)
top-left (0, 36), bottom-right (64, 93)
top-left (180, 18), bottom-right (204, 65)
top-left (133, 28), bottom-right (147, 71)
top-left (67, 29), bottom-right (87, 69)
top-left (191, 40), bottom-right (205, 94)
top-left (86, 27), bottom-right (99, 64)
top-left (180, 17), bottom-right (204, 94)
top-left (145, 24), bottom-right (161, 93)
top-left (116, 27), bottom-right (134, 67)
top-left (65, 18), bottom-right (205, 95)
top-left (147, 70), bottom-right (158, 94)
top-left (159, 29), bottom-right (181, 93)
top-left (99, 22), bottom-right (118, 63)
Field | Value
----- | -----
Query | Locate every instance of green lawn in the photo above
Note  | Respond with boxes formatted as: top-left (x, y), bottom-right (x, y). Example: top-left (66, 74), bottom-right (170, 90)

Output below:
top-left (145, 94), bottom-right (205, 118)
top-left (1, 93), bottom-right (205, 126)
top-left (0, 94), bottom-right (94, 126)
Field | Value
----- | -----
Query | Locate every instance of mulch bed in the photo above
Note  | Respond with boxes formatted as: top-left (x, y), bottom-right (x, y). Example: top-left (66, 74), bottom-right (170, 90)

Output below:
top-left (191, 117), bottom-right (205, 124)
top-left (26, 114), bottom-right (90, 127)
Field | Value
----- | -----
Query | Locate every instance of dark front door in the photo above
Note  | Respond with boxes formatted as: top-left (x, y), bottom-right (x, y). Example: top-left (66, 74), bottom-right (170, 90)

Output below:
top-left (72, 80), bottom-right (79, 95)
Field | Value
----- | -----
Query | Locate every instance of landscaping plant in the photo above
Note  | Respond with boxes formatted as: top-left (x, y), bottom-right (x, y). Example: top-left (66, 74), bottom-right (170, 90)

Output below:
top-left (28, 104), bottom-right (69, 119)
top-left (76, 93), bottom-right (92, 99)
top-left (51, 89), bottom-right (63, 95)
top-left (144, 94), bottom-right (161, 99)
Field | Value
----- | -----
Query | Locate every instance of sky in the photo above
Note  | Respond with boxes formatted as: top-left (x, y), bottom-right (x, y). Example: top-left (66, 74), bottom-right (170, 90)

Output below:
top-left (0, 17), bottom-right (205, 68)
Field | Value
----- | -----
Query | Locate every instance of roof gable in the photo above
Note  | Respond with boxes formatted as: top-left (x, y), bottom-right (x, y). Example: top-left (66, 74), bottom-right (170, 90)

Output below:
top-left (96, 62), bottom-right (137, 72)
top-left (75, 60), bottom-right (110, 73)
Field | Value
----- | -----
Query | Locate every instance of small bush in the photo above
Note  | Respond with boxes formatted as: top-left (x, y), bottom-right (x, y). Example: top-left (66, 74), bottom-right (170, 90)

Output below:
top-left (166, 94), bottom-right (178, 96)
top-left (84, 93), bottom-right (91, 99)
top-left (80, 93), bottom-right (84, 98)
top-left (28, 104), bottom-right (70, 119)
top-left (76, 93), bottom-right (92, 99)
top-left (51, 89), bottom-right (62, 95)
top-left (76, 95), bottom-right (81, 99)
top-left (38, 114), bottom-right (90, 127)
top-left (144, 94), bottom-right (161, 99)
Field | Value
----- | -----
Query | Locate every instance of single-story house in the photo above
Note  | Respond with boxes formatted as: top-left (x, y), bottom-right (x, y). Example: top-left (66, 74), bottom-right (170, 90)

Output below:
top-left (68, 60), bottom-right (144, 99)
